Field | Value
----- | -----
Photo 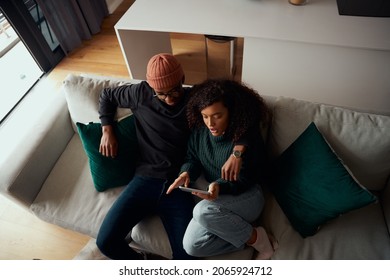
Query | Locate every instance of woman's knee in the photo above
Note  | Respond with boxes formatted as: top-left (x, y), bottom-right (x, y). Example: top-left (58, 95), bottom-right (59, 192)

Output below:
top-left (182, 218), bottom-right (210, 258)
top-left (182, 233), bottom-right (196, 256)
top-left (193, 201), bottom-right (220, 228)
top-left (182, 231), bottom-right (206, 258)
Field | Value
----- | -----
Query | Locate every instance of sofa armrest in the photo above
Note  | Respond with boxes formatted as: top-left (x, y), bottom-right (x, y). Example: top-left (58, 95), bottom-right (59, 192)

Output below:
top-left (381, 178), bottom-right (390, 236)
top-left (0, 93), bottom-right (74, 209)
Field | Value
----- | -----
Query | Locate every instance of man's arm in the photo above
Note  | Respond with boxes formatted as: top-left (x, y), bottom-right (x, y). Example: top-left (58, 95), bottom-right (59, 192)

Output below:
top-left (98, 85), bottom-right (136, 157)
top-left (99, 85), bottom-right (134, 126)
top-left (99, 124), bottom-right (118, 158)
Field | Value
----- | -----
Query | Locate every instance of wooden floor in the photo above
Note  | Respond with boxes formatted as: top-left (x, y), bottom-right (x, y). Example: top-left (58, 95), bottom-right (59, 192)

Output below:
top-left (0, 0), bottom-right (242, 260)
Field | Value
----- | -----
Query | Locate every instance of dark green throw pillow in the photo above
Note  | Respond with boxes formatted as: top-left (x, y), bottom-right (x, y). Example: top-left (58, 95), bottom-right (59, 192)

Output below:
top-left (76, 115), bottom-right (137, 192)
top-left (272, 122), bottom-right (377, 237)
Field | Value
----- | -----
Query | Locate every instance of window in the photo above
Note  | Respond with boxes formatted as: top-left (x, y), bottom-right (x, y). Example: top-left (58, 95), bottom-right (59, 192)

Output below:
top-left (0, 0), bottom-right (64, 124)
top-left (0, 11), bottom-right (43, 122)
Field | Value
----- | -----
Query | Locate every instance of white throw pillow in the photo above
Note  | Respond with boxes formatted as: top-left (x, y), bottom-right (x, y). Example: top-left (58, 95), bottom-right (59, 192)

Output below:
top-left (62, 74), bottom-right (133, 131)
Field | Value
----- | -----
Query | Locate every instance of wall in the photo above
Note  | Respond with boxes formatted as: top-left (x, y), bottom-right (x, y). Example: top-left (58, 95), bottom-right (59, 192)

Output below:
top-left (105, 0), bottom-right (124, 14)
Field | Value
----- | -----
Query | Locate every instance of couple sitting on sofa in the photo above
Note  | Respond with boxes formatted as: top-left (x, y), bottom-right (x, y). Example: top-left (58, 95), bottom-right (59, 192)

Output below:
top-left (96, 53), bottom-right (274, 260)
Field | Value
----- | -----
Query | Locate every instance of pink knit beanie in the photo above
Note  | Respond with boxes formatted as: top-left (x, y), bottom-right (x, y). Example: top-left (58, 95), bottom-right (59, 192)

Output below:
top-left (146, 53), bottom-right (184, 91)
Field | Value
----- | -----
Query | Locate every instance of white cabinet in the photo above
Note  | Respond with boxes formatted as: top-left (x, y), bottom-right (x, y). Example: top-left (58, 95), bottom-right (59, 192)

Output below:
top-left (115, 0), bottom-right (390, 114)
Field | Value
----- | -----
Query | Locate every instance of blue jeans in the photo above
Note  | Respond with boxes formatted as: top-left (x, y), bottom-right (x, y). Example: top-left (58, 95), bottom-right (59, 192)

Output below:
top-left (183, 185), bottom-right (264, 257)
top-left (96, 175), bottom-right (195, 259)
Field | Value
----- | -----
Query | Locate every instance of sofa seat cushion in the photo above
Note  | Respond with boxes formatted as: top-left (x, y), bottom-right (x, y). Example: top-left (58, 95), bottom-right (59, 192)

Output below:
top-left (30, 134), bottom-right (254, 259)
top-left (261, 190), bottom-right (390, 259)
top-left (73, 237), bottom-right (254, 260)
top-left (30, 135), bottom-right (125, 238)
top-left (130, 215), bottom-right (254, 260)
top-left (129, 173), bottom-right (255, 259)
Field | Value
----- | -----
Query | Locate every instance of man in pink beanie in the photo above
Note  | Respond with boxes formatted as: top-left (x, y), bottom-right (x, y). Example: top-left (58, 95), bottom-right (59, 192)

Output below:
top-left (146, 53), bottom-right (185, 95)
top-left (96, 53), bottom-right (244, 260)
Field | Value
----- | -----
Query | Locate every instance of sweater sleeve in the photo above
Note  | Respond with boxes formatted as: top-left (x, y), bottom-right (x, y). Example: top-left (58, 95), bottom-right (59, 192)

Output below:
top-left (234, 130), bottom-right (249, 147)
top-left (180, 131), bottom-right (203, 183)
top-left (217, 130), bottom-right (266, 195)
top-left (215, 160), bottom-right (254, 195)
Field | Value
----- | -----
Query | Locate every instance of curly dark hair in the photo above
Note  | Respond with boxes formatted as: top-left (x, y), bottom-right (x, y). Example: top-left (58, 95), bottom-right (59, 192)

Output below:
top-left (187, 79), bottom-right (269, 142)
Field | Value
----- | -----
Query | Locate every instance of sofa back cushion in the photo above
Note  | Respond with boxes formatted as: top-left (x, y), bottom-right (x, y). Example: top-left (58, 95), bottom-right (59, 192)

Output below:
top-left (267, 97), bottom-right (390, 191)
top-left (63, 74), bottom-right (133, 132)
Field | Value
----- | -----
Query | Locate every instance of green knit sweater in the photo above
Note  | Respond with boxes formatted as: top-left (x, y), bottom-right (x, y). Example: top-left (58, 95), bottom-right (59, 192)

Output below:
top-left (180, 127), bottom-right (265, 195)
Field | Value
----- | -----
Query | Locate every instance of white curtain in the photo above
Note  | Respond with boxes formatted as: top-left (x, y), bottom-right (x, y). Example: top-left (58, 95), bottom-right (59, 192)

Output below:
top-left (35, 0), bottom-right (108, 54)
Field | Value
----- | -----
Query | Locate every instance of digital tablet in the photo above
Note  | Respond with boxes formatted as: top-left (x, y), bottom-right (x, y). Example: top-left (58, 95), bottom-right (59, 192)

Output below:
top-left (179, 186), bottom-right (210, 195)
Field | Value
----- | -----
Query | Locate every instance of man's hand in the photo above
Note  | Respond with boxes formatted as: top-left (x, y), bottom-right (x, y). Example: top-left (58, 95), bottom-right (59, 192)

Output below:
top-left (99, 125), bottom-right (118, 158)
top-left (166, 172), bottom-right (190, 194)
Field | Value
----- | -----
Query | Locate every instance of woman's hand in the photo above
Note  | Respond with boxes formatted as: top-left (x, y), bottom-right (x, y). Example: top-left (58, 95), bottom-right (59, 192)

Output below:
top-left (166, 172), bottom-right (190, 194)
top-left (194, 182), bottom-right (219, 201)
top-left (99, 125), bottom-right (118, 158)
top-left (221, 155), bottom-right (242, 181)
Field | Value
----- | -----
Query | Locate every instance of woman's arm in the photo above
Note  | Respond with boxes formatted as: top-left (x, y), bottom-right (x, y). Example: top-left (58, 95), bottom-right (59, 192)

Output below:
top-left (221, 144), bottom-right (246, 181)
top-left (166, 172), bottom-right (190, 194)
top-left (219, 131), bottom-right (266, 195)
top-left (221, 128), bottom-right (253, 181)
top-left (166, 131), bottom-right (203, 194)
top-left (179, 130), bottom-right (204, 182)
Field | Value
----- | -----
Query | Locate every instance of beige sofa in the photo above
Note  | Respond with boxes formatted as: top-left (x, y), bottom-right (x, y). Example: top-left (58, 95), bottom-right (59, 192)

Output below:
top-left (1, 74), bottom-right (389, 260)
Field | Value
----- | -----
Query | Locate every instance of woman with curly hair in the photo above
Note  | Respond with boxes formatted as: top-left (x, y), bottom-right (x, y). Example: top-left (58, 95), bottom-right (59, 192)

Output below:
top-left (166, 79), bottom-right (275, 259)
